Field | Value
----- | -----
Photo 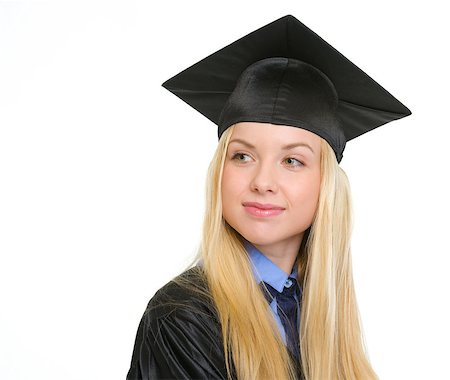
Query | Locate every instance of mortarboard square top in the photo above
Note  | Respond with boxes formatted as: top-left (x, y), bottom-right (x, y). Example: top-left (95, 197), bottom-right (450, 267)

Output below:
top-left (162, 15), bottom-right (411, 162)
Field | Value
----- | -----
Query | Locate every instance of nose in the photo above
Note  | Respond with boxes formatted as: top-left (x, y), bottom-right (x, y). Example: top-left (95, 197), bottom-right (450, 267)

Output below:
top-left (250, 161), bottom-right (279, 193)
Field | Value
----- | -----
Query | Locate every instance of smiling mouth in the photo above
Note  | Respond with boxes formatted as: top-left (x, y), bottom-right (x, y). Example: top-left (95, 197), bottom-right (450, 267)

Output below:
top-left (242, 202), bottom-right (285, 217)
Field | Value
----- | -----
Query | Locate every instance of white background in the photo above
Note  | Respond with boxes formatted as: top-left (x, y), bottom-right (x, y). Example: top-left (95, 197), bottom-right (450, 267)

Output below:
top-left (1, 1), bottom-right (449, 379)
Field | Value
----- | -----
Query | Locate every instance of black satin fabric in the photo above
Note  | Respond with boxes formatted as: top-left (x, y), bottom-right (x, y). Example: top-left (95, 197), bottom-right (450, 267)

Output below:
top-left (126, 267), bottom-right (232, 379)
top-left (218, 57), bottom-right (346, 162)
top-left (126, 267), bottom-right (304, 379)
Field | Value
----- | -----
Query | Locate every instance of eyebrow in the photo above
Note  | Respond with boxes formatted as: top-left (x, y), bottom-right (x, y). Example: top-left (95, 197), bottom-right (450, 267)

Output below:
top-left (228, 138), bottom-right (315, 154)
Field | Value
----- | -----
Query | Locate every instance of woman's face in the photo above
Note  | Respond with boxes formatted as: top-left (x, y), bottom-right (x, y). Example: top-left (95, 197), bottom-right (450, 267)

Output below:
top-left (221, 122), bottom-right (322, 254)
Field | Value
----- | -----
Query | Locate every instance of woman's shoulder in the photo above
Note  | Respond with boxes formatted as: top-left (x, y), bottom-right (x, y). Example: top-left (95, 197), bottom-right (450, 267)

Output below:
top-left (143, 266), bottom-right (218, 325)
top-left (127, 266), bottom-right (230, 379)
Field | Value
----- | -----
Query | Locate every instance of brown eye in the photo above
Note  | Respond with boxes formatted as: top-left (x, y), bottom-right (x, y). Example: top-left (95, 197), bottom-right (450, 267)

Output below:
top-left (284, 157), bottom-right (303, 167)
top-left (232, 153), bottom-right (251, 162)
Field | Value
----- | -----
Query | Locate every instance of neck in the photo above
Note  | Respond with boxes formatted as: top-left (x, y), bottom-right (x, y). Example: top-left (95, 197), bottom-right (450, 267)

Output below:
top-left (252, 234), bottom-right (303, 275)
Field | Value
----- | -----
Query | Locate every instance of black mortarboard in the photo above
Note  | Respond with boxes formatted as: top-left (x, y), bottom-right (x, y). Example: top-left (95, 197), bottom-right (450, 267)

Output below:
top-left (162, 15), bottom-right (411, 162)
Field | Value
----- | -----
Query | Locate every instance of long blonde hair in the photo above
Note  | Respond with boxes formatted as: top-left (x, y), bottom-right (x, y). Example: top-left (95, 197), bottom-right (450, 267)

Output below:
top-left (194, 124), bottom-right (378, 380)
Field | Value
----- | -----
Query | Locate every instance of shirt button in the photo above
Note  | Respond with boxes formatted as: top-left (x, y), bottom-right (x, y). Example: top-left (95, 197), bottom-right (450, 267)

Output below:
top-left (285, 278), bottom-right (293, 287)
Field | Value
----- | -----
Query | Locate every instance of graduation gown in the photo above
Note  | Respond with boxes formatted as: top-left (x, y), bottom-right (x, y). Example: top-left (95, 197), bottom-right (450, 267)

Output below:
top-left (126, 267), bottom-right (303, 379)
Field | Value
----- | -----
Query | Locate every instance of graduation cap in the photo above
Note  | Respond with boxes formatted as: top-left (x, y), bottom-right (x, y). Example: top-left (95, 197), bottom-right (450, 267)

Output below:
top-left (162, 15), bottom-right (411, 162)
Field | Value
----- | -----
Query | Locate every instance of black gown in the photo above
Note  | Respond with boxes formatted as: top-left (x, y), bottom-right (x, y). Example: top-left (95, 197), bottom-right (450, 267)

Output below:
top-left (126, 266), bottom-right (303, 379)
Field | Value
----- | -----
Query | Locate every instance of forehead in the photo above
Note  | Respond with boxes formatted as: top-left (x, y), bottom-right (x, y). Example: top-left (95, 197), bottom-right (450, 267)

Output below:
top-left (231, 122), bottom-right (322, 149)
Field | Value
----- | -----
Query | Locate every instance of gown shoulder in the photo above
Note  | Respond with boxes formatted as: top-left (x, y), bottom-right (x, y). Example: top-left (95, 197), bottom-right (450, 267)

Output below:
top-left (126, 266), bottom-right (232, 380)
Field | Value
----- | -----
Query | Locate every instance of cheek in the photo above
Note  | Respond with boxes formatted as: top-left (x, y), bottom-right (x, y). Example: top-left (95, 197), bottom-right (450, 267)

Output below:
top-left (290, 174), bottom-right (321, 213)
top-left (222, 167), bottom-right (246, 198)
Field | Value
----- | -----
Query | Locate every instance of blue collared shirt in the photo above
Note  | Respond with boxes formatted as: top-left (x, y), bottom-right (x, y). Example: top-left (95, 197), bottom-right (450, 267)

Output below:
top-left (244, 240), bottom-right (302, 345)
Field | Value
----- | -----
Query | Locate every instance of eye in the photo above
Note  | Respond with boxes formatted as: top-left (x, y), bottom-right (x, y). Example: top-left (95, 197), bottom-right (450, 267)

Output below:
top-left (284, 157), bottom-right (304, 167)
top-left (231, 152), bottom-right (252, 162)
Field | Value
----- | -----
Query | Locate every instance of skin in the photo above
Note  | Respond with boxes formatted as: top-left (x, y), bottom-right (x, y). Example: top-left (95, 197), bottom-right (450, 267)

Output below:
top-left (221, 122), bottom-right (322, 274)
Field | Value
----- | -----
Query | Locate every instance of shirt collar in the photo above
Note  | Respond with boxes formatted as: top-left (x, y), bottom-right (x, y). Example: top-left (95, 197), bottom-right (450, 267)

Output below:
top-left (244, 240), bottom-right (298, 293)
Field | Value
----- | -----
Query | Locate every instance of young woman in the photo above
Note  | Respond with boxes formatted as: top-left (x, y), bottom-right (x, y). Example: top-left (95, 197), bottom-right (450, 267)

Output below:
top-left (127, 15), bottom-right (411, 380)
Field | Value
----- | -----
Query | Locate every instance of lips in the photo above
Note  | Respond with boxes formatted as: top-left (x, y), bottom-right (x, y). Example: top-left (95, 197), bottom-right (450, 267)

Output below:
top-left (242, 202), bottom-right (285, 218)
top-left (242, 202), bottom-right (285, 210)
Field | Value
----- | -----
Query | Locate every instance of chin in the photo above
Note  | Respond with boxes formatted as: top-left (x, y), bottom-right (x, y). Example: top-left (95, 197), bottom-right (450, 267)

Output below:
top-left (235, 222), bottom-right (308, 249)
top-left (237, 227), bottom-right (285, 247)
